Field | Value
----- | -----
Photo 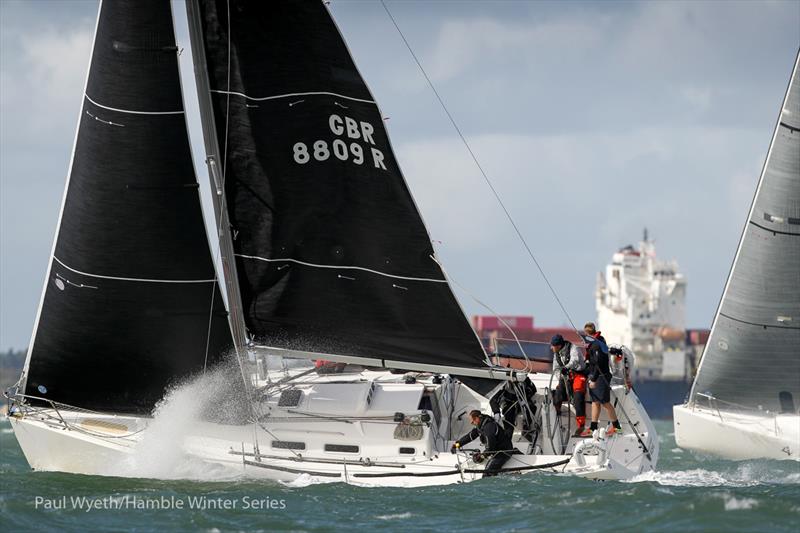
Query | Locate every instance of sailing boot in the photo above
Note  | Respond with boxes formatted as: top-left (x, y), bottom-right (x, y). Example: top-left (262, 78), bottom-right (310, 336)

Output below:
top-left (606, 420), bottom-right (622, 436)
top-left (572, 416), bottom-right (587, 437)
top-left (579, 421), bottom-right (597, 438)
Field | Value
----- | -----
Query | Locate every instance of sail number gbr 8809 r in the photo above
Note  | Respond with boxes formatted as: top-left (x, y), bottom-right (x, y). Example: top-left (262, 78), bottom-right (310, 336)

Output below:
top-left (292, 114), bottom-right (387, 170)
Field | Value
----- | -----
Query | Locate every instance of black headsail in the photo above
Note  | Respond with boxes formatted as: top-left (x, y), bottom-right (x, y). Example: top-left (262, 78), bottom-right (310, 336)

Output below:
top-left (22, 0), bottom-right (232, 414)
top-left (193, 0), bottom-right (488, 372)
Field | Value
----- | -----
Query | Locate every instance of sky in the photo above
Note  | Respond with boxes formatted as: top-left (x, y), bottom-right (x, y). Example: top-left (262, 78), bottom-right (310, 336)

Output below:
top-left (0, 0), bottom-right (798, 351)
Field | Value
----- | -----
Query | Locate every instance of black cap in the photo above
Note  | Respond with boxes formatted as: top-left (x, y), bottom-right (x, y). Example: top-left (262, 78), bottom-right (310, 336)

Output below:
top-left (550, 334), bottom-right (565, 347)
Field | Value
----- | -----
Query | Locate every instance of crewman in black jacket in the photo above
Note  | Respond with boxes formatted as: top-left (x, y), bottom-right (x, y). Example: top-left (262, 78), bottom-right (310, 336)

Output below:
top-left (489, 377), bottom-right (537, 441)
top-left (584, 333), bottom-right (623, 437)
top-left (451, 410), bottom-right (516, 477)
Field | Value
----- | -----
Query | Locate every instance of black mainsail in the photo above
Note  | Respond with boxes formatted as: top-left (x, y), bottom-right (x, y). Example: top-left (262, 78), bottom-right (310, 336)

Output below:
top-left (22, 0), bottom-right (232, 414)
top-left (689, 51), bottom-right (800, 414)
top-left (193, 0), bottom-right (488, 371)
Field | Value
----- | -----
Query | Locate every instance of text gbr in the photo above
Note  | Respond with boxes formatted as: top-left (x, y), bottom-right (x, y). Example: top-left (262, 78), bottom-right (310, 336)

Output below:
top-left (292, 114), bottom-right (386, 170)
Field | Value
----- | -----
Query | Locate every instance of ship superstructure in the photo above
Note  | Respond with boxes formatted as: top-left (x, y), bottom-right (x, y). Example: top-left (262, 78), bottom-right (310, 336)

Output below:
top-left (596, 231), bottom-right (689, 382)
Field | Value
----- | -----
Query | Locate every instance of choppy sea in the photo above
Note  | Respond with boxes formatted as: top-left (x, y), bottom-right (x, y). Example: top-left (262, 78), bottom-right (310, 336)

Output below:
top-left (1, 419), bottom-right (798, 532)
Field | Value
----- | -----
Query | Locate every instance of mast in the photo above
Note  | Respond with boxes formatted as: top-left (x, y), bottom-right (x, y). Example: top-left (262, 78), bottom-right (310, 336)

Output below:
top-left (185, 0), bottom-right (249, 356)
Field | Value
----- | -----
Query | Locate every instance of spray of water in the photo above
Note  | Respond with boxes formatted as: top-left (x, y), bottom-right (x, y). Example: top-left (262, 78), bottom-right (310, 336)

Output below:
top-left (110, 356), bottom-right (249, 481)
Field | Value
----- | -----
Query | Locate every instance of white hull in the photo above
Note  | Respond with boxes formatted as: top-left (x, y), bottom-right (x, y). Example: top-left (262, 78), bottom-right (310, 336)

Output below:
top-left (9, 370), bottom-right (659, 486)
top-left (9, 412), bottom-right (137, 475)
top-left (673, 404), bottom-right (800, 461)
top-left (8, 412), bottom-right (647, 486)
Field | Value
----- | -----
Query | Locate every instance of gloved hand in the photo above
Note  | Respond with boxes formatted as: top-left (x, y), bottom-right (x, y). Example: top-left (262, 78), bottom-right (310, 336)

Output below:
top-left (560, 367), bottom-right (569, 376)
top-left (450, 442), bottom-right (460, 454)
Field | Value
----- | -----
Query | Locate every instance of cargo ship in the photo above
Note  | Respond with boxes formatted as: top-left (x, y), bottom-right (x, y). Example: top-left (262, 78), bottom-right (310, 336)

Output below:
top-left (473, 230), bottom-right (708, 419)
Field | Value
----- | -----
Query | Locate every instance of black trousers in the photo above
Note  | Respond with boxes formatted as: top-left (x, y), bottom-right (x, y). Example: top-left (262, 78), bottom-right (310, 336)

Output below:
top-left (482, 451), bottom-right (519, 478)
top-left (554, 380), bottom-right (586, 418)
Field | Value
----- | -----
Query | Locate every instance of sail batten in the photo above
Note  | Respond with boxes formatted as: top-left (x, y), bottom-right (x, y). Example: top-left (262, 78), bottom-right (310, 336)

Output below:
top-left (194, 0), bottom-right (488, 370)
top-left (234, 254), bottom-right (449, 284)
top-left (209, 89), bottom-right (377, 104)
top-left (22, 0), bottom-right (233, 414)
top-left (84, 94), bottom-right (185, 115)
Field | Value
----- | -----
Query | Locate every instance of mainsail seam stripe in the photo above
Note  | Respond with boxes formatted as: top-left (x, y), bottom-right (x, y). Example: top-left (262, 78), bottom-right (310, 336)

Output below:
top-left (53, 256), bottom-right (215, 284)
top-left (84, 94), bottom-right (184, 115)
top-left (235, 254), bottom-right (446, 283)
top-left (210, 89), bottom-right (375, 104)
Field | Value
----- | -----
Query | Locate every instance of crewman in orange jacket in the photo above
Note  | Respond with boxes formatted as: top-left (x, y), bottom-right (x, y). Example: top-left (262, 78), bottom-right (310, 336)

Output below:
top-left (550, 334), bottom-right (588, 436)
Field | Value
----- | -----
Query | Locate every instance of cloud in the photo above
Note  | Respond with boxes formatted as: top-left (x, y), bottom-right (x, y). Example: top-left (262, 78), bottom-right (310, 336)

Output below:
top-left (425, 15), bottom-right (604, 83)
top-left (1, 1), bottom-right (797, 348)
top-left (679, 86), bottom-right (713, 113)
top-left (9, 24), bottom-right (93, 140)
top-left (396, 124), bottom-right (764, 326)
top-left (0, 10), bottom-right (94, 349)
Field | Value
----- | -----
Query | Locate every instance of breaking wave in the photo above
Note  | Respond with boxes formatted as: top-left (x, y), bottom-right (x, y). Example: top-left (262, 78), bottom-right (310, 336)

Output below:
top-left (279, 474), bottom-right (334, 488)
top-left (376, 512), bottom-right (413, 520)
top-left (720, 494), bottom-right (759, 511)
top-left (627, 461), bottom-right (800, 487)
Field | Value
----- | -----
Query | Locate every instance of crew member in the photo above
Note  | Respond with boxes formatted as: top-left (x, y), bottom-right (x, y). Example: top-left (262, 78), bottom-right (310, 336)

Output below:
top-left (550, 334), bottom-right (588, 436)
top-left (451, 410), bottom-right (515, 477)
top-left (490, 376), bottom-right (537, 441)
top-left (583, 322), bottom-right (606, 344)
top-left (584, 332), bottom-right (623, 436)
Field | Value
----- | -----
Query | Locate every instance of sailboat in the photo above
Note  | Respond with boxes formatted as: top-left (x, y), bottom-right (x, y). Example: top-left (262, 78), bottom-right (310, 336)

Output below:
top-left (7, 0), bottom-right (658, 485)
top-left (673, 50), bottom-right (800, 461)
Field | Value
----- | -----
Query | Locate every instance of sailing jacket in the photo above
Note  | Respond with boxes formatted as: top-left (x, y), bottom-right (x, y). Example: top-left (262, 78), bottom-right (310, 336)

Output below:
top-left (552, 341), bottom-right (586, 374)
top-left (585, 336), bottom-right (611, 382)
top-left (455, 415), bottom-right (513, 453)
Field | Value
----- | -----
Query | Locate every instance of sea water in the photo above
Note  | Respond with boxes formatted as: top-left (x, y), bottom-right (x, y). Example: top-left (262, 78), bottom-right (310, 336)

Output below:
top-left (1, 415), bottom-right (798, 531)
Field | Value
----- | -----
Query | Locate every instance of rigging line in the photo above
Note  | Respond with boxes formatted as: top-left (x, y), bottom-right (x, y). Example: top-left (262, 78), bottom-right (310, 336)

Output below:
top-left (256, 420), bottom-right (303, 459)
top-left (197, 0), bottom-right (234, 374)
top-left (222, 0), bottom-right (232, 180)
top-left (510, 377), bottom-right (536, 436)
top-left (224, 0), bottom-right (248, 380)
top-left (429, 254), bottom-right (530, 369)
top-left (235, 254), bottom-right (448, 283)
top-left (53, 256), bottom-right (215, 284)
top-left (200, 275), bottom-right (215, 373)
top-left (219, 0), bottom-right (259, 430)
top-left (185, 17), bottom-right (217, 373)
top-left (380, 1), bottom-right (579, 335)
